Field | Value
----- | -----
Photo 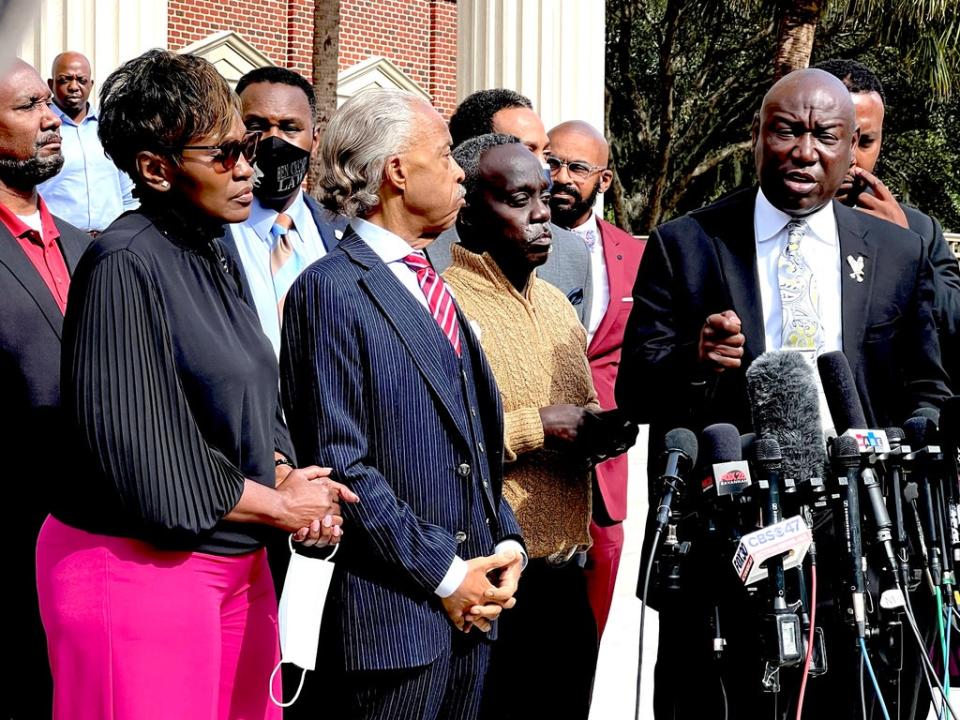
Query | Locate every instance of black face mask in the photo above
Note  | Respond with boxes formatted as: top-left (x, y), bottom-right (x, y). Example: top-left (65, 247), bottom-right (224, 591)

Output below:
top-left (251, 135), bottom-right (311, 201)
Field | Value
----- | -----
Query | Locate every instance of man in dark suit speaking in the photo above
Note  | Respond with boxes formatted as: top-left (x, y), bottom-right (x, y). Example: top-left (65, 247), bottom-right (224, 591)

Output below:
top-left (0, 59), bottom-right (91, 718)
top-left (616, 68), bottom-right (950, 719)
top-left (280, 88), bottom-right (525, 720)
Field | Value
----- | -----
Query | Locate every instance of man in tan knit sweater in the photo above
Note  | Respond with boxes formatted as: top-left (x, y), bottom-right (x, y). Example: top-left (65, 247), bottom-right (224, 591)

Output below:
top-left (443, 133), bottom-right (634, 720)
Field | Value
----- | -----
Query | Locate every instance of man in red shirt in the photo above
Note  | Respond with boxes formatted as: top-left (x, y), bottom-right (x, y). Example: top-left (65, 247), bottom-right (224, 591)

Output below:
top-left (547, 119), bottom-right (646, 638)
top-left (0, 58), bottom-right (91, 718)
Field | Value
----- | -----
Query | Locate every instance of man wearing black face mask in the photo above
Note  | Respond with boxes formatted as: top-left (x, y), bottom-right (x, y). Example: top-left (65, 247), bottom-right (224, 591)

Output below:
top-left (227, 66), bottom-right (347, 357)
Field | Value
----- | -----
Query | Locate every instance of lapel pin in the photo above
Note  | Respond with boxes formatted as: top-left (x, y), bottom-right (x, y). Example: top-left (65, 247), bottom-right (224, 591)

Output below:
top-left (846, 254), bottom-right (865, 283)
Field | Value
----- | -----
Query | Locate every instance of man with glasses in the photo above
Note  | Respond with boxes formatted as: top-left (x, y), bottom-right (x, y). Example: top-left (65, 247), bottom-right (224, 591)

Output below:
top-left (428, 89), bottom-right (592, 324)
top-left (226, 66), bottom-right (346, 357)
top-left (547, 119), bottom-right (646, 639)
top-left (37, 51), bottom-right (137, 235)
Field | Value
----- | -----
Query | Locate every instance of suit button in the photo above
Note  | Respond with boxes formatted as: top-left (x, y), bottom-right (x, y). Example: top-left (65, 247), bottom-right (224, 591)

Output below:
top-left (485, 518), bottom-right (491, 525)
top-left (455, 531), bottom-right (467, 544)
top-left (457, 463), bottom-right (471, 478)
top-left (482, 480), bottom-right (489, 488)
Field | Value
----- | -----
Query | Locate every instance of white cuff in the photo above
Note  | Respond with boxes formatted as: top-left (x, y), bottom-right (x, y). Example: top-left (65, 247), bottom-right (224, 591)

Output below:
top-left (495, 539), bottom-right (528, 571)
top-left (434, 555), bottom-right (468, 598)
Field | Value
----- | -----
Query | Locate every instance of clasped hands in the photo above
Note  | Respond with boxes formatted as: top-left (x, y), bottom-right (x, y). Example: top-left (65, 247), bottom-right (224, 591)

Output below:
top-left (441, 549), bottom-right (523, 634)
top-left (699, 309), bottom-right (744, 372)
top-left (275, 464), bottom-right (360, 548)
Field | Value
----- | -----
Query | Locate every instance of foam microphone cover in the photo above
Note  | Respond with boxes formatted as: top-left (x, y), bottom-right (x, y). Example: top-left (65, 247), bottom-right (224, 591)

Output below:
top-left (903, 415), bottom-right (937, 450)
top-left (701, 423), bottom-right (742, 464)
top-left (746, 351), bottom-right (826, 482)
top-left (664, 427), bottom-right (698, 465)
top-left (816, 351), bottom-right (867, 434)
top-left (741, 433), bottom-right (757, 461)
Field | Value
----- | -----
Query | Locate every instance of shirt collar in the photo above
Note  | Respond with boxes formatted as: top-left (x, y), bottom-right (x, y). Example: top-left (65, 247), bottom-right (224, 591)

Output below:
top-left (0, 195), bottom-right (61, 248)
top-left (51, 102), bottom-right (97, 126)
top-left (351, 217), bottom-right (418, 264)
top-left (244, 191), bottom-right (308, 243)
top-left (755, 187), bottom-right (837, 247)
top-left (570, 212), bottom-right (599, 241)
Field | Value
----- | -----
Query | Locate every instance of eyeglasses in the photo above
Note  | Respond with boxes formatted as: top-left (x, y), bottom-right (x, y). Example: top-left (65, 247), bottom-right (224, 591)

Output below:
top-left (545, 155), bottom-right (606, 179)
top-left (177, 131), bottom-right (260, 170)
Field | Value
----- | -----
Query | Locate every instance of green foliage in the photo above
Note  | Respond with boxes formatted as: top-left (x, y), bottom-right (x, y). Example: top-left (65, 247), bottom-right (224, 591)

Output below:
top-left (606, 0), bottom-right (960, 232)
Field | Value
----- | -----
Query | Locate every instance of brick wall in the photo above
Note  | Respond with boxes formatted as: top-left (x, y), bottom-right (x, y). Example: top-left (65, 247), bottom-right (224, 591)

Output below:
top-left (168, 0), bottom-right (458, 116)
top-left (338, 0), bottom-right (458, 116)
top-left (168, 0), bottom-right (315, 79)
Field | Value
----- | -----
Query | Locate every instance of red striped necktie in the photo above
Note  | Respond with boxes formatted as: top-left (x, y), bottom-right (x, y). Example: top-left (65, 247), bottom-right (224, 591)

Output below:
top-left (402, 252), bottom-right (461, 357)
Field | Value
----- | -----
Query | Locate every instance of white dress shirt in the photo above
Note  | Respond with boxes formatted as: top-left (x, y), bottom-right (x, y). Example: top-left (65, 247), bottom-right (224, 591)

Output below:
top-left (570, 212), bottom-right (610, 345)
top-left (229, 190), bottom-right (327, 357)
top-left (352, 218), bottom-right (527, 597)
top-left (38, 103), bottom-right (137, 231)
top-left (754, 188), bottom-right (842, 354)
top-left (754, 188), bottom-right (842, 429)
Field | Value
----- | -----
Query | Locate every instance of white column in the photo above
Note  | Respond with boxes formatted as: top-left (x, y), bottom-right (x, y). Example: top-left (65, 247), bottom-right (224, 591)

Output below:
top-left (16, 0), bottom-right (168, 99)
top-left (457, 0), bottom-right (605, 135)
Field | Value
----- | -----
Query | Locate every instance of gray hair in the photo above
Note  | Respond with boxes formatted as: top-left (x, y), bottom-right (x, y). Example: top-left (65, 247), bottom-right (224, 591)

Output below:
top-left (452, 132), bottom-right (520, 203)
top-left (317, 88), bottom-right (422, 218)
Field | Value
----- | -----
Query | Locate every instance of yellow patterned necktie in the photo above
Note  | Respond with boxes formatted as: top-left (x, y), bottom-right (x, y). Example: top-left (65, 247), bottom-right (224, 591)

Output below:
top-left (778, 220), bottom-right (823, 352)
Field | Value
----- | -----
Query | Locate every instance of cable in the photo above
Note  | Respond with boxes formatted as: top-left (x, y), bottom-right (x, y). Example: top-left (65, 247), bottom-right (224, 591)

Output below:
top-left (719, 675), bottom-right (729, 720)
top-left (944, 598), bottom-right (952, 720)
top-left (939, 594), bottom-right (946, 720)
top-left (796, 562), bottom-right (817, 720)
top-left (861, 638), bottom-right (892, 720)
top-left (635, 527), bottom-right (661, 720)
top-left (902, 589), bottom-right (960, 719)
top-left (905, 589), bottom-right (944, 719)
top-left (861, 651), bottom-right (868, 720)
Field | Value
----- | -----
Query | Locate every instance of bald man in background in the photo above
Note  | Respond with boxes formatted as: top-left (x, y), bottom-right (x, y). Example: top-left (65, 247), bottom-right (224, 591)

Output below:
top-left (37, 51), bottom-right (137, 234)
top-left (546, 120), bottom-right (645, 637)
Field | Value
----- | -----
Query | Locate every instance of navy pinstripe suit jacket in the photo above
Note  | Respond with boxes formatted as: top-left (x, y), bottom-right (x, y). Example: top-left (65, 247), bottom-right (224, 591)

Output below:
top-left (280, 228), bottom-right (523, 672)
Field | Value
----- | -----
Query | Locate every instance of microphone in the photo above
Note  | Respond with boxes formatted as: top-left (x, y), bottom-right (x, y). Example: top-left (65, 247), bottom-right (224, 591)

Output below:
top-left (700, 423), bottom-right (752, 501)
top-left (903, 415), bottom-right (945, 589)
top-left (830, 434), bottom-right (868, 639)
top-left (654, 428), bottom-right (698, 531)
top-left (883, 427), bottom-right (914, 589)
top-left (937, 397), bottom-right (960, 567)
top-left (817, 351), bottom-right (898, 575)
top-left (753, 437), bottom-right (804, 667)
top-left (746, 351), bottom-right (827, 501)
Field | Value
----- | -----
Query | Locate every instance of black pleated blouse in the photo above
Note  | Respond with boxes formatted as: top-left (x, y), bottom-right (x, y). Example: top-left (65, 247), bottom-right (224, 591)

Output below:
top-left (55, 204), bottom-right (292, 555)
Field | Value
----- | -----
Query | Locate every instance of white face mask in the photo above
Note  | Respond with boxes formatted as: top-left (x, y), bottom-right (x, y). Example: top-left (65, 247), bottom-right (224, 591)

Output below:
top-left (269, 537), bottom-right (339, 708)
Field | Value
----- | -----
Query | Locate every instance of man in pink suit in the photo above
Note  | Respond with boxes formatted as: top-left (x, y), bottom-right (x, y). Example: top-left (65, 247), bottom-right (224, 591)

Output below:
top-left (547, 120), bottom-right (646, 637)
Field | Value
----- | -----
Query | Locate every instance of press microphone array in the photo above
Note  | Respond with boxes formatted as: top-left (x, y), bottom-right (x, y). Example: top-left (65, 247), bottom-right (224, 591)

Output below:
top-left (636, 349), bottom-right (960, 719)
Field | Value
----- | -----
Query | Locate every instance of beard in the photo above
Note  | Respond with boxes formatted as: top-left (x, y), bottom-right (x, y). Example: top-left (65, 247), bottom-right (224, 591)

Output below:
top-left (0, 145), bottom-right (64, 190)
top-left (549, 178), bottom-right (601, 227)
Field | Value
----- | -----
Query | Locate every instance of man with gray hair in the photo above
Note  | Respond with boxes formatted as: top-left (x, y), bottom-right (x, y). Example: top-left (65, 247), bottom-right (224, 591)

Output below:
top-left (280, 88), bottom-right (525, 720)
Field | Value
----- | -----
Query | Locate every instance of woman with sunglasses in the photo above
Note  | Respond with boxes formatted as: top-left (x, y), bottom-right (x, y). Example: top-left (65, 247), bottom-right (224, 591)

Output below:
top-left (35, 49), bottom-right (355, 720)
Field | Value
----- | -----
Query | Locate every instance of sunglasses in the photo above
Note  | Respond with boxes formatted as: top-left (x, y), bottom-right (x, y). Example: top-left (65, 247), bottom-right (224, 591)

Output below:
top-left (544, 155), bottom-right (606, 180)
top-left (177, 131), bottom-right (260, 170)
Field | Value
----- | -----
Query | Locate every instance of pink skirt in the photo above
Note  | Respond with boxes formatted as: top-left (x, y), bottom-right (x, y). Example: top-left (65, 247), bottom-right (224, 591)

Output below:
top-left (36, 515), bottom-right (282, 720)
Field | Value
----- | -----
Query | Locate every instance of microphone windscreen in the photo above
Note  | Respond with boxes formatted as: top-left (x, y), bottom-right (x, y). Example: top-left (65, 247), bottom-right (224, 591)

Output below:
top-left (832, 434), bottom-right (861, 459)
top-left (701, 423), bottom-right (742, 464)
top-left (913, 406), bottom-right (941, 426)
top-left (741, 432), bottom-right (757, 461)
top-left (817, 351), bottom-right (867, 434)
top-left (746, 351), bottom-right (826, 482)
top-left (755, 436), bottom-right (783, 463)
top-left (903, 415), bottom-right (937, 450)
top-left (884, 426), bottom-right (906, 445)
top-left (665, 427), bottom-right (698, 465)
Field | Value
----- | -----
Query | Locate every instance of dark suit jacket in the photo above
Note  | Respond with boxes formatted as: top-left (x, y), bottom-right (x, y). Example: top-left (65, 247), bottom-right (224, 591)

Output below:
top-left (1, 217), bottom-right (90, 522)
top-left (902, 203), bottom-right (960, 386)
top-left (303, 193), bottom-right (348, 251)
top-left (1, 214), bottom-right (89, 718)
top-left (588, 218), bottom-right (645, 522)
top-left (280, 228), bottom-right (523, 672)
top-left (616, 187), bottom-right (950, 441)
top-left (428, 221), bottom-right (593, 324)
